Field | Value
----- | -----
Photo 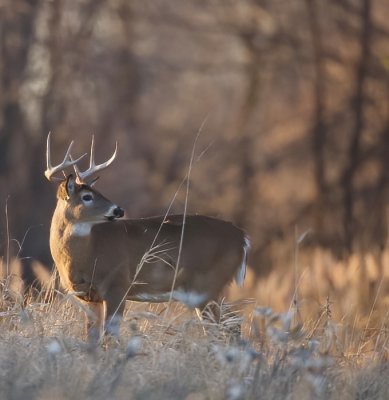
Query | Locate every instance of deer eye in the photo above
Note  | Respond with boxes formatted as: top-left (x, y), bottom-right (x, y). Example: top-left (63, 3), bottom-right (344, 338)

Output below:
top-left (82, 194), bottom-right (93, 202)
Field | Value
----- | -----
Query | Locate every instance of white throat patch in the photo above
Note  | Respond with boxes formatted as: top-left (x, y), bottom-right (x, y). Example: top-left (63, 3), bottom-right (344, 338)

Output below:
top-left (71, 222), bottom-right (96, 237)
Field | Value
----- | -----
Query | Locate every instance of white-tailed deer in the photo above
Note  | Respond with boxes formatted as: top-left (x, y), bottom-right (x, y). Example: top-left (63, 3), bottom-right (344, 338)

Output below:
top-left (45, 134), bottom-right (249, 342)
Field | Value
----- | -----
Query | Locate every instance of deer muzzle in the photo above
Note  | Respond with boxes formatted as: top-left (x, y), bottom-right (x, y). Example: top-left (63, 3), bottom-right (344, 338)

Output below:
top-left (113, 206), bottom-right (124, 218)
top-left (105, 206), bottom-right (124, 221)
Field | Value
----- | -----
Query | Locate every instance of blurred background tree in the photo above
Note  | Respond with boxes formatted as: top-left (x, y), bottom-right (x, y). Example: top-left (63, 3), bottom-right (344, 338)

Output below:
top-left (1, 0), bottom-right (389, 282)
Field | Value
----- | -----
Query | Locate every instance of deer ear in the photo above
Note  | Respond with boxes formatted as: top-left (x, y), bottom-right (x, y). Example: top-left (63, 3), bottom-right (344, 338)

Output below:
top-left (65, 174), bottom-right (76, 196)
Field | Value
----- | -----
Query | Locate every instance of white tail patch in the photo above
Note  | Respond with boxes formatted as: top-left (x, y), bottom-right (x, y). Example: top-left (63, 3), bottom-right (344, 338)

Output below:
top-left (235, 235), bottom-right (250, 287)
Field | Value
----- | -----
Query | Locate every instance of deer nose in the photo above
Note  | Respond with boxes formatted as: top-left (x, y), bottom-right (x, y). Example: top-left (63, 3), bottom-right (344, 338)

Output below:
top-left (113, 207), bottom-right (124, 218)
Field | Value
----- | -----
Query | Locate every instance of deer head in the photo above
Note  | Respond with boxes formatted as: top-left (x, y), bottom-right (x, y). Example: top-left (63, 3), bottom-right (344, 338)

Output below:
top-left (45, 133), bottom-right (124, 228)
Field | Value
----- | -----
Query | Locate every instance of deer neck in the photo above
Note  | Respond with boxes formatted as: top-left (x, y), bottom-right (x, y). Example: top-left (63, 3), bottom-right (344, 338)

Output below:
top-left (50, 201), bottom-right (96, 290)
top-left (51, 202), bottom-right (87, 242)
top-left (50, 200), bottom-right (102, 241)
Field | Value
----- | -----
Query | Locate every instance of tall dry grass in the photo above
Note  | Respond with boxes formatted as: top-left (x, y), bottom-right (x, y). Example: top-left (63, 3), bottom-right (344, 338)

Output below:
top-left (0, 248), bottom-right (388, 399)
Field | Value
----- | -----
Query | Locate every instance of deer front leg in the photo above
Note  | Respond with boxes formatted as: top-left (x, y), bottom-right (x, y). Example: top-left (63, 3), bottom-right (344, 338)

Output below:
top-left (85, 302), bottom-right (104, 344)
top-left (103, 288), bottom-right (127, 337)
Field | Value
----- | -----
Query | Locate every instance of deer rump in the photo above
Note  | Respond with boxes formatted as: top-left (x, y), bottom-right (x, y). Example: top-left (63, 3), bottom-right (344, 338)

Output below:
top-left (74, 214), bottom-right (249, 309)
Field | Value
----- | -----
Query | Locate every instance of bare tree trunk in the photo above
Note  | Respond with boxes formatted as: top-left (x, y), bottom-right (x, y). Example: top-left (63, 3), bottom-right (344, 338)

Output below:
top-left (21, 0), bottom-right (106, 270)
top-left (373, 78), bottom-right (389, 251)
top-left (0, 0), bottom-right (40, 263)
top-left (305, 0), bottom-right (328, 234)
top-left (233, 33), bottom-right (261, 230)
top-left (341, 0), bottom-right (372, 252)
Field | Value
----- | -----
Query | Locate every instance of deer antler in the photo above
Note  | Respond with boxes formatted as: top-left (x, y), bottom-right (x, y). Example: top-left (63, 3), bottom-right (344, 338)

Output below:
top-left (72, 135), bottom-right (118, 183)
top-left (45, 132), bottom-right (86, 182)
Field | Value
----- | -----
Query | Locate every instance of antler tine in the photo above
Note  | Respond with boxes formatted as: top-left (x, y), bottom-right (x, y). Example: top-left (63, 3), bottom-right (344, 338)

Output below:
top-left (76, 136), bottom-right (118, 182)
top-left (70, 155), bottom-right (82, 182)
top-left (46, 131), bottom-right (52, 172)
top-left (44, 132), bottom-right (86, 181)
top-left (89, 134), bottom-right (96, 169)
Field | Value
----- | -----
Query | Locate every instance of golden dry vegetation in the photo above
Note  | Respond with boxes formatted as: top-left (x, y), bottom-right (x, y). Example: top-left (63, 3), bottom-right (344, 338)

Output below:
top-left (1, 248), bottom-right (389, 400)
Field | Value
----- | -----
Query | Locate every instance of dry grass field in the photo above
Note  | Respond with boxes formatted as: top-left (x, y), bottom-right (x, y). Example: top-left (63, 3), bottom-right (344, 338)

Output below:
top-left (1, 247), bottom-right (389, 400)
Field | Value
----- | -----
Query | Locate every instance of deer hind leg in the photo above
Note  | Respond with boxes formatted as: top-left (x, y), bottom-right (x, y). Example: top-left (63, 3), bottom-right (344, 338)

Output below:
top-left (85, 302), bottom-right (104, 344)
top-left (198, 299), bottom-right (242, 341)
